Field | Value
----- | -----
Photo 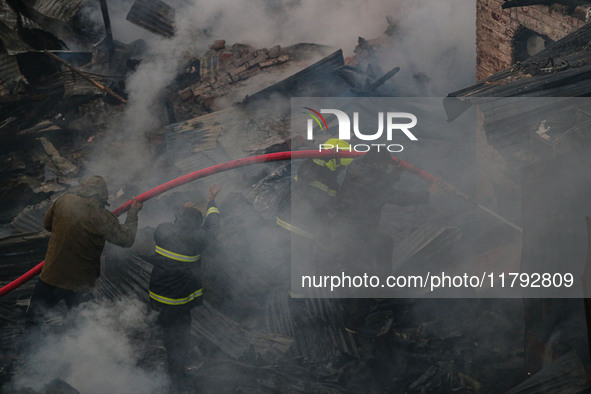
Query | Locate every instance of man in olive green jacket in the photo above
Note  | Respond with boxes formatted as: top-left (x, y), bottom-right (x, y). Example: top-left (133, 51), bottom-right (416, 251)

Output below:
top-left (26, 175), bottom-right (143, 326)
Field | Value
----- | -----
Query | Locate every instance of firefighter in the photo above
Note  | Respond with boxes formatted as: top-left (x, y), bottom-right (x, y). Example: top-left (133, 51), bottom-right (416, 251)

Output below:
top-left (275, 138), bottom-right (353, 296)
top-left (337, 148), bottom-right (437, 273)
top-left (336, 149), bottom-right (440, 332)
top-left (26, 175), bottom-right (143, 327)
top-left (148, 184), bottom-right (221, 384)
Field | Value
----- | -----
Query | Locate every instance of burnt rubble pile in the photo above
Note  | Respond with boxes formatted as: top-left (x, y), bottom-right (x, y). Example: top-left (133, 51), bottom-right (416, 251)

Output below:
top-left (176, 42), bottom-right (292, 105)
top-left (87, 197), bottom-right (532, 393)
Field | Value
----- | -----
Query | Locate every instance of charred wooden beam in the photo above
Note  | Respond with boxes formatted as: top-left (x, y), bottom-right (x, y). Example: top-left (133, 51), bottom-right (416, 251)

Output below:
top-left (44, 50), bottom-right (127, 104)
top-left (367, 66), bottom-right (400, 91)
top-left (99, 0), bottom-right (114, 55)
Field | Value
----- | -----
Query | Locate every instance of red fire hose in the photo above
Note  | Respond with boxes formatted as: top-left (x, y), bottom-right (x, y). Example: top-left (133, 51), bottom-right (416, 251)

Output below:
top-left (0, 150), bottom-right (435, 297)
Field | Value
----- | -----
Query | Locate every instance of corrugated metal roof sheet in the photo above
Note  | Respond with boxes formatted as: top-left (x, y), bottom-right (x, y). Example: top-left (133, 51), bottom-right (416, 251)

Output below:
top-left (61, 68), bottom-right (104, 98)
top-left (444, 23), bottom-right (591, 165)
top-left (265, 289), bottom-right (362, 359)
top-left (162, 108), bottom-right (251, 190)
top-left (31, 0), bottom-right (82, 21)
top-left (94, 250), bottom-right (293, 361)
top-left (0, 19), bottom-right (32, 55)
top-left (163, 111), bottom-right (224, 155)
top-left (126, 0), bottom-right (175, 38)
top-left (391, 224), bottom-right (462, 275)
top-left (0, 0), bottom-right (38, 29)
top-left (0, 53), bottom-right (27, 96)
top-left (10, 200), bottom-right (49, 233)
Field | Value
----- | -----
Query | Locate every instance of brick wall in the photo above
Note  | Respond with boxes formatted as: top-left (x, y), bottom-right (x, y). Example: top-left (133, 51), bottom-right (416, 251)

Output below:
top-left (476, 0), bottom-right (587, 80)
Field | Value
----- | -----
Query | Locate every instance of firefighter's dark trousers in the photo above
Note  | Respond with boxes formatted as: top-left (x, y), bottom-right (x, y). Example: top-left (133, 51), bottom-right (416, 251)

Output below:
top-left (156, 307), bottom-right (193, 382)
top-left (25, 279), bottom-right (90, 327)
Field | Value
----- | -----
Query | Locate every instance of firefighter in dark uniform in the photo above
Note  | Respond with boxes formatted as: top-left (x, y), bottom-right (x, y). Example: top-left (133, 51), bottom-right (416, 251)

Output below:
top-left (275, 138), bottom-right (353, 296)
top-left (337, 149), bottom-right (437, 272)
top-left (148, 185), bottom-right (221, 384)
top-left (336, 149), bottom-right (439, 332)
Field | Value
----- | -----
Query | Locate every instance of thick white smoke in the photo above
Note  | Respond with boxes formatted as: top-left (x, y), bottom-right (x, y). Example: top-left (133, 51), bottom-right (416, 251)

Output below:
top-left (12, 1), bottom-right (478, 390)
top-left (12, 298), bottom-right (167, 393)
top-left (85, 0), bottom-right (475, 185)
top-left (104, 0), bottom-right (477, 138)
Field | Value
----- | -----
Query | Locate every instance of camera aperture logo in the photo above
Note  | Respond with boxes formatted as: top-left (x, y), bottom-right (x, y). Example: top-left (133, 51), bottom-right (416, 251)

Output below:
top-left (303, 107), bottom-right (418, 152)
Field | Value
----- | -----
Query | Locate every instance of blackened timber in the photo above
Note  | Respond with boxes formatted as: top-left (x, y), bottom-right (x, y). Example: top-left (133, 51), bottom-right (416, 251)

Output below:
top-left (126, 0), bottom-right (175, 38)
top-left (368, 66), bottom-right (400, 91)
top-left (99, 0), bottom-right (114, 54)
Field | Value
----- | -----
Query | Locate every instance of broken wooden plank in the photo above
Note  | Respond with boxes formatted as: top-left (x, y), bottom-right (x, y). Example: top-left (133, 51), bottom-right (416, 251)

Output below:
top-left (37, 137), bottom-right (77, 175)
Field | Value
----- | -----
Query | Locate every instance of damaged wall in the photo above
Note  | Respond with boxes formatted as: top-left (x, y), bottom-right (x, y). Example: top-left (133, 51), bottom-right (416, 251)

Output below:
top-left (476, 0), bottom-right (588, 80)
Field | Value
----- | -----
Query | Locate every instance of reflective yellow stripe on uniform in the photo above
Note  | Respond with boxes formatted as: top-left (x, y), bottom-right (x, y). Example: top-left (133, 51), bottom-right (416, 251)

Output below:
top-left (276, 217), bottom-right (314, 239)
top-left (149, 288), bottom-right (203, 305)
top-left (313, 158), bottom-right (338, 171)
top-left (309, 181), bottom-right (336, 197)
top-left (206, 206), bottom-right (220, 217)
top-left (313, 159), bottom-right (327, 167)
top-left (155, 245), bottom-right (200, 262)
top-left (295, 173), bottom-right (335, 197)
